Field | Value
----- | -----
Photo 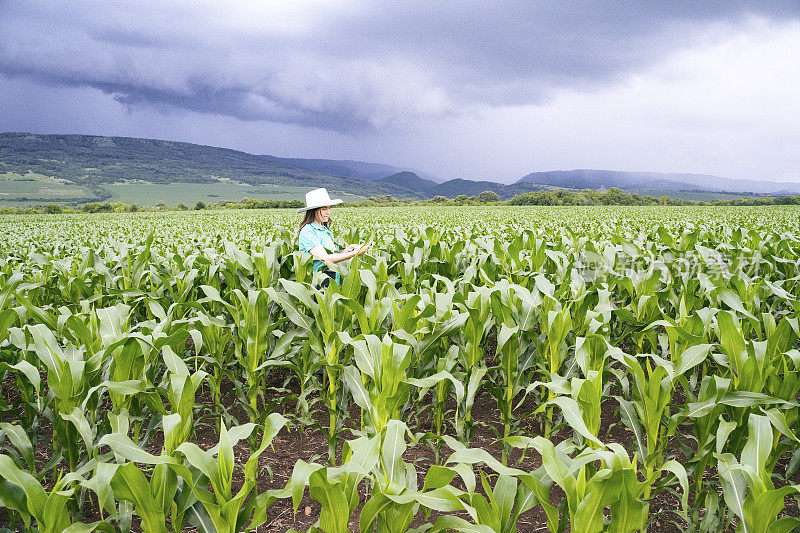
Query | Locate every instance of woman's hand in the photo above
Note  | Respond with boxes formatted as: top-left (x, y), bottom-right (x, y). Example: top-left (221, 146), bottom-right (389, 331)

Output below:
top-left (345, 243), bottom-right (369, 255)
top-left (311, 243), bottom-right (369, 264)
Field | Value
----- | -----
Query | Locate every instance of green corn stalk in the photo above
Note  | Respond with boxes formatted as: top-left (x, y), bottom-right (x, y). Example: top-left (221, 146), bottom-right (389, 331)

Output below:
top-left (172, 417), bottom-right (288, 533)
top-left (494, 325), bottom-right (521, 465)
top-left (277, 420), bottom-right (466, 533)
top-left (716, 413), bottom-right (800, 533)
top-left (100, 414), bottom-right (288, 533)
top-left (613, 264), bottom-right (663, 353)
top-left (427, 469), bottom-right (538, 533)
top-left (0, 358), bottom-right (41, 434)
top-left (0, 422), bottom-right (37, 476)
top-left (281, 339), bottom-right (320, 425)
top-left (200, 285), bottom-right (287, 422)
top-left (681, 375), bottom-right (729, 503)
top-left (405, 346), bottom-right (464, 463)
top-left (344, 293), bottom-right (393, 337)
top-left (488, 283), bottom-right (539, 465)
top-left (402, 295), bottom-right (466, 378)
top-left (116, 231), bottom-right (156, 304)
top-left (454, 289), bottom-right (494, 443)
top-left (269, 272), bottom-right (361, 465)
top-left (508, 435), bottom-right (687, 532)
top-left (361, 420), bottom-right (464, 532)
top-left (284, 428), bottom-right (381, 532)
top-left (161, 346), bottom-right (207, 453)
top-left (613, 343), bottom-right (711, 501)
top-left (108, 462), bottom-right (174, 533)
top-left (437, 434), bottom-right (557, 532)
top-left (187, 309), bottom-right (232, 430)
top-left (537, 298), bottom-right (572, 438)
top-left (97, 427), bottom-right (183, 532)
top-left (344, 334), bottom-right (412, 435)
top-left (251, 241), bottom-right (282, 289)
top-left (0, 454), bottom-right (114, 533)
top-left (713, 310), bottom-right (795, 453)
top-left (24, 324), bottom-right (100, 473)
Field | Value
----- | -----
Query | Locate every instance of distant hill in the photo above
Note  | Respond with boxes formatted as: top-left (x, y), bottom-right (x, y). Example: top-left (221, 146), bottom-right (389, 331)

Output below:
top-left (0, 133), bottom-right (426, 205)
top-left (261, 156), bottom-right (444, 183)
top-left (429, 179), bottom-right (548, 200)
top-left (378, 171), bottom-right (436, 192)
top-left (517, 169), bottom-right (800, 195)
top-left (0, 132), bottom-right (317, 185)
top-left (378, 172), bottom-right (550, 200)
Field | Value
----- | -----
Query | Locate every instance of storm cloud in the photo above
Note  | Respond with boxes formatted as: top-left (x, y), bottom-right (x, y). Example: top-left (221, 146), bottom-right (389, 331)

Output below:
top-left (2, 1), bottom-right (798, 132)
top-left (2, 1), bottom-right (800, 183)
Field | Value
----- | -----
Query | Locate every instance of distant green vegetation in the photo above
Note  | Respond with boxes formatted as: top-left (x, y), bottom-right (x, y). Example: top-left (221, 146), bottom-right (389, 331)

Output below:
top-left (0, 174), bottom-right (365, 208)
top-left (0, 133), bottom-right (327, 186)
top-left (627, 189), bottom-right (760, 202)
top-left (506, 187), bottom-right (800, 206)
top-left (3, 187), bottom-right (800, 215)
top-left (0, 171), bottom-right (97, 204)
top-left (346, 188), bottom-right (800, 207)
top-left (104, 182), bottom-right (364, 205)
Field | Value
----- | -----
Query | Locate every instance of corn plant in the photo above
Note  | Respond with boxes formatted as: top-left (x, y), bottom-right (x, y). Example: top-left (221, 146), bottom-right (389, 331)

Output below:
top-left (100, 414), bottom-right (288, 533)
top-left (344, 334), bottom-right (412, 435)
top-left (438, 434), bottom-right (557, 532)
top-left (22, 323), bottom-right (104, 472)
top-left (200, 285), bottom-right (290, 423)
top-left (488, 283), bottom-right (538, 464)
top-left (269, 273), bottom-right (358, 464)
top-left (613, 343), bottom-right (711, 501)
top-left (405, 345), bottom-right (464, 463)
top-left (170, 416), bottom-right (288, 533)
top-left (290, 420), bottom-right (466, 533)
top-left (187, 309), bottom-right (232, 429)
top-left (453, 288), bottom-right (494, 442)
top-left (535, 289), bottom-right (573, 437)
top-left (509, 435), bottom-right (687, 532)
top-left (0, 454), bottom-right (114, 533)
top-left (716, 413), bottom-right (800, 532)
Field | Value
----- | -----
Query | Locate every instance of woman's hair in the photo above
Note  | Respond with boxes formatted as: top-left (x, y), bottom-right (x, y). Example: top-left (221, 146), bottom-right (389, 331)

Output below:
top-left (297, 207), bottom-right (331, 235)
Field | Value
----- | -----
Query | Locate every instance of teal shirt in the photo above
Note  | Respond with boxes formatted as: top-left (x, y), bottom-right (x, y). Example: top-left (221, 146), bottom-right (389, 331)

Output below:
top-left (298, 222), bottom-right (341, 283)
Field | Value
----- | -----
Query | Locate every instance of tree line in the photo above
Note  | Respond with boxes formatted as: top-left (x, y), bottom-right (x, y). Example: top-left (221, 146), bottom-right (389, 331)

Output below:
top-left (3, 187), bottom-right (800, 215)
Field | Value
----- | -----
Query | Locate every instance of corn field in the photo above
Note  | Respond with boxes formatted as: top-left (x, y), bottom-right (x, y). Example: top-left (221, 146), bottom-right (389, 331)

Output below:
top-left (1, 205), bottom-right (800, 532)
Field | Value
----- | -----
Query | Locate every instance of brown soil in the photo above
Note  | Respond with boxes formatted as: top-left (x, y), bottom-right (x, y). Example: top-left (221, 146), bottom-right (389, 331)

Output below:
top-left (253, 382), bottom-right (553, 532)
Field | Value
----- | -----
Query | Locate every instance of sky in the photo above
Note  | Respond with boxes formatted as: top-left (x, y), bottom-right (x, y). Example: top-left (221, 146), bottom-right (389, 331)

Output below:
top-left (1, 1), bottom-right (800, 183)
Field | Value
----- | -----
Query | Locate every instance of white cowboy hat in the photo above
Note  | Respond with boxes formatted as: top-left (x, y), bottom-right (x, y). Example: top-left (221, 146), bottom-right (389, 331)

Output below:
top-left (297, 187), bottom-right (343, 212)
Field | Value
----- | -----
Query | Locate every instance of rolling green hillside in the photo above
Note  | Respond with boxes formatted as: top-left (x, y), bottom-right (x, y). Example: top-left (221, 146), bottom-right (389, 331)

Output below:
top-left (0, 133), bottom-right (548, 206)
top-left (0, 133), bottom-right (425, 206)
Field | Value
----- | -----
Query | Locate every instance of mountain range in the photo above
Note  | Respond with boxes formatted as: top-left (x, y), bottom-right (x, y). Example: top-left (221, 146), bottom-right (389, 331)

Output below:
top-left (518, 169), bottom-right (800, 195)
top-left (260, 156), bottom-right (444, 183)
top-left (1, 132), bottom-right (798, 206)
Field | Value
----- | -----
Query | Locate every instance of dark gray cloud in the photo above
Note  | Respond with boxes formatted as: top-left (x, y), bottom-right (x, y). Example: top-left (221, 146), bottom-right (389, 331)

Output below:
top-left (1, 1), bottom-right (798, 133)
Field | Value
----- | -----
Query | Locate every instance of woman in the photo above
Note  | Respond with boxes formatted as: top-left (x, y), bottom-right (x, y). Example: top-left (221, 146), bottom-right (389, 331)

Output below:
top-left (297, 188), bottom-right (367, 287)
